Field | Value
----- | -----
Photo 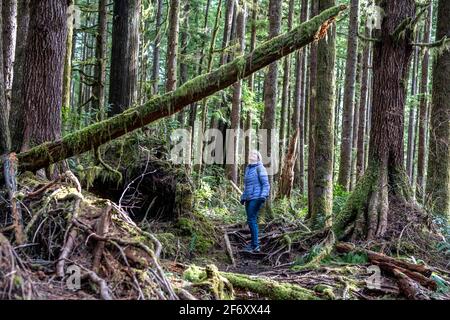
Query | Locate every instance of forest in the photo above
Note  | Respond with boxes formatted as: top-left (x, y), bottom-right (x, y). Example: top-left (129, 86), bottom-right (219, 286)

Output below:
top-left (0, 0), bottom-right (449, 302)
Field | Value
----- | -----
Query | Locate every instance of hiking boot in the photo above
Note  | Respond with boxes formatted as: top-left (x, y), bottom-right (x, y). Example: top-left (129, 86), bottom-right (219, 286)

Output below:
top-left (253, 246), bottom-right (261, 253)
top-left (243, 244), bottom-right (254, 252)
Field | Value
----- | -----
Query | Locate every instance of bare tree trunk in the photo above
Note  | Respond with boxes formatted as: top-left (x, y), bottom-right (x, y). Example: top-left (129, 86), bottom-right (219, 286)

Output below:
top-left (350, 52), bottom-right (362, 191)
top-left (166, 0), bottom-right (180, 92)
top-left (307, 0), bottom-right (319, 218)
top-left (62, 0), bottom-right (74, 122)
top-left (310, 0), bottom-right (336, 229)
top-left (416, 5), bottom-right (432, 201)
top-left (21, 0), bottom-right (67, 151)
top-left (262, 0), bottom-right (282, 198)
top-left (406, 38), bottom-right (419, 183)
top-left (151, 0), bottom-right (163, 95)
top-left (335, 0), bottom-right (416, 240)
top-left (92, 0), bottom-right (108, 117)
top-left (279, 0), bottom-right (295, 170)
top-left (293, 0), bottom-right (308, 194)
top-left (2, 0), bottom-right (17, 118)
top-left (356, 27), bottom-right (371, 180)
top-left (9, 0), bottom-right (29, 152)
top-left (245, 0), bottom-right (257, 167)
top-left (226, 0), bottom-right (246, 183)
top-left (0, 1), bottom-right (11, 154)
top-left (427, 0), bottom-right (450, 220)
top-left (108, 0), bottom-right (140, 116)
top-left (337, 0), bottom-right (359, 191)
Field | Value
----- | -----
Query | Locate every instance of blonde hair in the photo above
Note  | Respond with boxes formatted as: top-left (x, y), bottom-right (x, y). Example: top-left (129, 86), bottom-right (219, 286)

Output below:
top-left (251, 150), bottom-right (262, 162)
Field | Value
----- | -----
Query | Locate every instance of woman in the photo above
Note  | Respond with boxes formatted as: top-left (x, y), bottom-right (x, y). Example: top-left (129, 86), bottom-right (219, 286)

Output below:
top-left (240, 150), bottom-right (270, 253)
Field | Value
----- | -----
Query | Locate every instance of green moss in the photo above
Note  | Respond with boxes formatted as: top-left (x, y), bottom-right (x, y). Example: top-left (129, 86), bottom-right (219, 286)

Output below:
top-left (183, 265), bottom-right (234, 300)
top-left (176, 212), bottom-right (217, 254)
top-left (313, 284), bottom-right (335, 300)
top-left (333, 162), bottom-right (379, 238)
top-left (223, 272), bottom-right (319, 300)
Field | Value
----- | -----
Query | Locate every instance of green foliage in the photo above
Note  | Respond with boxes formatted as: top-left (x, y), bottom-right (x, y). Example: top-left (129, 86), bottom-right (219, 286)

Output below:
top-left (332, 184), bottom-right (351, 215)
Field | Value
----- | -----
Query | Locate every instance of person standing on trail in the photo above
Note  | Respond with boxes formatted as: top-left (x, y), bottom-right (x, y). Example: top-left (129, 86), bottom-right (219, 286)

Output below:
top-left (240, 150), bottom-right (270, 253)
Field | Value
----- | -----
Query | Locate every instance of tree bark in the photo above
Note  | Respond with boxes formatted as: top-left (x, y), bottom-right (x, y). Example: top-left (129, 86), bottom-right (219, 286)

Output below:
top-left (337, 0), bottom-right (359, 191)
top-left (427, 0), bottom-right (450, 220)
top-left (356, 26), bottom-right (371, 180)
top-left (279, 0), bottom-right (295, 169)
top-left (7, 0), bottom-right (26, 152)
top-left (226, 1), bottom-right (246, 183)
top-left (62, 0), bottom-right (74, 120)
top-left (108, 0), bottom-right (140, 116)
top-left (406, 38), bottom-right (419, 183)
top-left (2, 0), bottom-right (17, 118)
top-left (92, 0), bottom-right (108, 116)
top-left (0, 1), bottom-right (11, 154)
top-left (416, 5), bottom-right (432, 201)
top-left (293, 0), bottom-right (308, 194)
top-left (151, 0), bottom-right (163, 95)
top-left (310, 0), bottom-right (336, 229)
top-left (334, 0), bottom-right (416, 240)
top-left (307, 0), bottom-right (319, 218)
top-left (21, 0), bottom-right (67, 151)
top-left (9, 5), bottom-right (346, 175)
top-left (261, 0), bottom-right (282, 195)
top-left (166, 0), bottom-right (180, 93)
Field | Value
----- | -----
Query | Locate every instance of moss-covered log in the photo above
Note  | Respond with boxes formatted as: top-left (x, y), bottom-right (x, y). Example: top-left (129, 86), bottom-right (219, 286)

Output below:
top-left (9, 5), bottom-right (346, 174)
top-left (184, 265), bottom-right (319, 300)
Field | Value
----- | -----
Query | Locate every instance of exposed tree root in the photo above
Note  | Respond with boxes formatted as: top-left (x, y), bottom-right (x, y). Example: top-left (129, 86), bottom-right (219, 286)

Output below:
top-left (0, 172), bottom-right (179, 300)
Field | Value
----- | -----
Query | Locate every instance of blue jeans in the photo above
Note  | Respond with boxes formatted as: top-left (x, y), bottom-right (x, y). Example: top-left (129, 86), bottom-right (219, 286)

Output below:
top-left (245, 199), bottom-right (265, 248)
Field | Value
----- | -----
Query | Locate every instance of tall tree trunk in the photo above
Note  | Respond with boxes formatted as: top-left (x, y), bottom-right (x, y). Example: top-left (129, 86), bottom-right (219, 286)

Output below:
top-left (310, 0), bottom-right (336, 229)
top-left (406, 39), bottom-right (419, 182)
top-left (92, 0), bottom-right (108, 117)
top-left (62, 0), bottom-right (74, 123)
top-left (349, 52), bottom-right (362, 191)
top-left (307, 0), bottom-right (319, 218)
top-left (177, 1), bottom-right (190, 126)
top-left (2, 0), bottom-right (17, 118)
top-left (0, 0), bottom-right (11, 154)
top-left (21, 0), bottom-right (67, 151)
top-left (356, 26), bottom-right (371, 180)
top-left (8, 0), bottom-right (29, 152)
top-left (166, 0), bottom-right (180, 92)
top-left (279, 0), bottom-right (295, 170)
top-left (226, 0), bottom-right (246, 183)
top-left (337, 0), bottom-right (359, 191)
top-left (293, 0), bottom-right (308, 194)
top-left (427, 0), bottom-right (450, 220)
top-left (108, 0), bottom-right (140, 116)
top-left (245, 0), bottom-right (258, 167)
top-left (151, 0), bottom-right (163, 95)
top-left (416, 5), bottom-right (432, 201)
top-left (10, 5), bottom-right (346, 176)
top-left (262, 0), bottom-right (282, 196)
top-left (335, 0), bottom-right (416, 240)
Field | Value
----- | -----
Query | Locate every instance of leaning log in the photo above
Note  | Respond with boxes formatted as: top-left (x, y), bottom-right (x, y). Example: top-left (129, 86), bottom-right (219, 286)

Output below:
top-left (10, 5), bottom-right (346, 174)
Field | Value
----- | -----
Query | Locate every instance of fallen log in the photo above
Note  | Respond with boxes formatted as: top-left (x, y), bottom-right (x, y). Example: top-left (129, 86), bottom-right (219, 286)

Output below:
top-left (393, 269), bottom-right (430, 300)
top-left (335, 242), bottom-right (432, 277)
top-left (183, 264), bottom-right (319, 300)
top-left (8, 5), bottom-right (346, 174)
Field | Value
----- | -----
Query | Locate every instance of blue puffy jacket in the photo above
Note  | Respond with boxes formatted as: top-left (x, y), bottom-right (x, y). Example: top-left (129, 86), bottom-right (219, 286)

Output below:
top-left (241, 162), bottom-right (270, 202)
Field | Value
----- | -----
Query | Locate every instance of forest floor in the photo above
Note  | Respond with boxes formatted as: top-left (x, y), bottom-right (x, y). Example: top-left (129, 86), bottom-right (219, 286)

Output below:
top-left (1, 136), bottom-right (449, 300)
